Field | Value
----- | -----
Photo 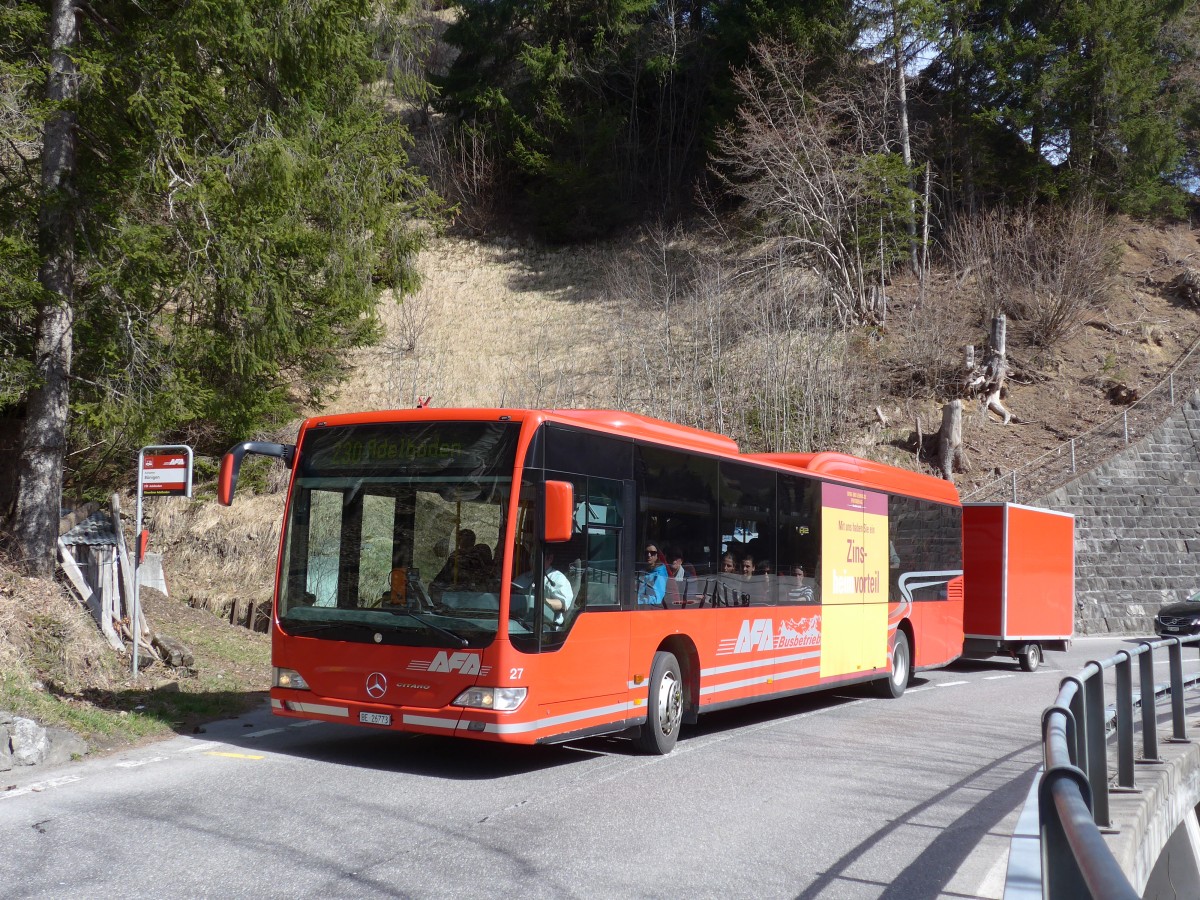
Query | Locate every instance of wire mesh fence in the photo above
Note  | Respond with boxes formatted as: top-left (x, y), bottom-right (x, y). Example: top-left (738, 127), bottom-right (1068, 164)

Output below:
top-left (961, 336), bottom-right (1200, 504)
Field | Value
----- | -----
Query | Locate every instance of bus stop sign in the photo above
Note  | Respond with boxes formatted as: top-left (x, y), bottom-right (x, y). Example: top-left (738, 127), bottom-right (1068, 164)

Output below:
top-left (140, 449), bottom-right (193, 497)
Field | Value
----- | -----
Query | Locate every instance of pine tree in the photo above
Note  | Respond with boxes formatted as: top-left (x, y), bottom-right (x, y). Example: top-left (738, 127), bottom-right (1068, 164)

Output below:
top-left (0, 0), bottom-right (438, 573)
top-left (931, 0), bottom-right (1197, 215)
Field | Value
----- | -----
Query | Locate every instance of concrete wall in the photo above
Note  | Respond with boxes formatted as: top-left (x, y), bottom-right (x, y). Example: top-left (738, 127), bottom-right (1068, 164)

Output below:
top-left (1041, 391), bottom-right (1200, 635)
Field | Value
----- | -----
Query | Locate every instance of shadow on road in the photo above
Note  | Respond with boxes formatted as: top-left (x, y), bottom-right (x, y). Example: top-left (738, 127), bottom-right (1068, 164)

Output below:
top-left (794, 741), bottom-right (1041, 900)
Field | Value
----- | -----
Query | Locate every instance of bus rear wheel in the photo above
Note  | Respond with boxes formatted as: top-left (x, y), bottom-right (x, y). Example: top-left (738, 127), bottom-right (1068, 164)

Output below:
top-left (878, 630), bottom-right (911, 699)
top-left (636, 651), bottom-right (683, 755)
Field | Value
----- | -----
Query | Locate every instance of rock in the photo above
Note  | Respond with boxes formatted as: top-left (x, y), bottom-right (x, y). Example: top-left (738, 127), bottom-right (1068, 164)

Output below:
top-left (11, 717), bottom-right (48, 766)
top-left (152, 633), bottom-right (195, 668)
top-left (42, 729), bottom-right (88, 767)
top-left (0, 725), bottom-right (12, 772)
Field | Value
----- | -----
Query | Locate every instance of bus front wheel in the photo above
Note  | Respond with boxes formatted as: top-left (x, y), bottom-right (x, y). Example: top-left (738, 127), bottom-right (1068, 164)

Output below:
top-left (878, 630), bottom-right (911, 699)
top-left (636, 651), bottom-right (683, 755)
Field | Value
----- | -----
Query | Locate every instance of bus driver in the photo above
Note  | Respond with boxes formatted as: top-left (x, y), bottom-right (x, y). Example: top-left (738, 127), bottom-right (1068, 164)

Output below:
top-left (514, 550), bottom-right (574, 626)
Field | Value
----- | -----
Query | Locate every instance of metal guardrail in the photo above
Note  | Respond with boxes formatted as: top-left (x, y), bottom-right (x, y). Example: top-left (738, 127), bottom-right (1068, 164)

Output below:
top-left (964, 335), bottom-right (1200, 504)
top-left (1039, 635), bottom-right (1200, 897)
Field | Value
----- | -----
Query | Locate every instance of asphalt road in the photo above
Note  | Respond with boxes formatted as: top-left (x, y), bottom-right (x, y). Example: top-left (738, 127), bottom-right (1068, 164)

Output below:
top-left (0, 636), bottom-right (1185, 899)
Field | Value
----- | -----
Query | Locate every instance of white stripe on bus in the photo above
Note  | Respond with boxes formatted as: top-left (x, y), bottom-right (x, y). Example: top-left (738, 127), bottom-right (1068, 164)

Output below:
top-left (289, 702), bottom-right (349, 718)
top-left (402, 714), bottom-right (458, 730)
top-left (702, 650), bottom-right (819, 678)
top-left (472, 700), bottom-right (643, 735)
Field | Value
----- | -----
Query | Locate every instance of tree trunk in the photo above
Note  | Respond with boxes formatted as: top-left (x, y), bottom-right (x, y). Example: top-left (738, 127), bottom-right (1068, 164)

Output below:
top-left (936, 400), bottom-right (965, 482)
top-left (891, 2), bottom-right (918, 274)
top-left (13, 0), bottom-right (79, 576)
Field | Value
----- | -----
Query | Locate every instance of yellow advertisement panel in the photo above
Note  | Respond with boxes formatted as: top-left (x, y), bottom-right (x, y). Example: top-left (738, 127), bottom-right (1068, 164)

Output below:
top-left (820, 484), bottom-right (889, 677)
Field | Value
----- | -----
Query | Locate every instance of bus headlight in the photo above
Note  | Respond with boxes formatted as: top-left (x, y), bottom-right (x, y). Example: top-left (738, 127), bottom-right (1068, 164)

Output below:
top-left (453, 686), bottom-right (527, 711)
top-left (273, 667), bottom-right (310, 690)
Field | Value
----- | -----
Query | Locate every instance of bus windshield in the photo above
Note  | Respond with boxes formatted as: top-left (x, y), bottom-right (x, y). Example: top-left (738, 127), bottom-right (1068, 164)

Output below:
top-left (276, 421), bottom-right (521, 648)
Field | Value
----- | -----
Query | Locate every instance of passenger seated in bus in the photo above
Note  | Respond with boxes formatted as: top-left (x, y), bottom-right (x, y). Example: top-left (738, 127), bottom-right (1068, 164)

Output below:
top-left (739, 555), bottom-right (754, 576)
top-left (638, 545), bottom-right (668, 606)
top-left (513, 550), bottom-right (574, 626)
top-left (720, 553), bottom-right (736, 574)
top-left (434, 529), bottom-right (479, 586)
top-left (664, 545), bottom-right (696, 606)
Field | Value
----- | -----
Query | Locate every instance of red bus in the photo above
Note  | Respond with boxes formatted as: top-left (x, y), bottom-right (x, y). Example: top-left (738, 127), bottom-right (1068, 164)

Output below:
top-left (219, 409), bottom-right (964, 754)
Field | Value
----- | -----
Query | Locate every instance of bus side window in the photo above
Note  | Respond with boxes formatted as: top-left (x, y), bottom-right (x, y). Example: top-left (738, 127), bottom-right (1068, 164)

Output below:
top-left (635, 445), bottom-right (717, 609)
top-left (777, 475), bottom-right (820, 605)
top-left (580, 477), bottom-right (623, 610)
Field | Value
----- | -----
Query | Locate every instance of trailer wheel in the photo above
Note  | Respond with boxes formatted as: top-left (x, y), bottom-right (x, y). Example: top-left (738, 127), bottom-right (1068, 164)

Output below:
top-left (878, 630), bottom-right (911, 699)
top-left (1018, 643), bottom-right (1042, 672)
top-left (636, 651), bottom-right (683, 755)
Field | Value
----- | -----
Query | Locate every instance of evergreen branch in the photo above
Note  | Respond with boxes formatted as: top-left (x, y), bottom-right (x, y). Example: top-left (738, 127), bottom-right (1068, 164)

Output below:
top-left (77, 2), bottom-right (120, 37)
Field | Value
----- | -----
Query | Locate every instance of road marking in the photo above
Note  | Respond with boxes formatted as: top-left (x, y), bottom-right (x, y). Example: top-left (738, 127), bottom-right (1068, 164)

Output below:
top-left (938, 680), bottom-right (969, 687)
top-left (178, 741), bottom-right (220, 753)
top-left (115, 756), bottom-right (168, 768)
top-left (985, 674), bottom-right (1016, 680)
top-left (972, 842), bottom-right (1011, 899)
top-left (243, 728), bottom-right (286, 738)
top-left (289, 720), bottom-right (321, 728)
top-left (205, 751), bottom-right (265, 760)
top-left (1, 775), bottom-right (82, 800)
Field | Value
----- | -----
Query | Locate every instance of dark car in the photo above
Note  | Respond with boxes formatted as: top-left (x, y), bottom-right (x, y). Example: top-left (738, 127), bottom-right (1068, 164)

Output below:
top-left (1154, 590), bottom-right (1200, 636)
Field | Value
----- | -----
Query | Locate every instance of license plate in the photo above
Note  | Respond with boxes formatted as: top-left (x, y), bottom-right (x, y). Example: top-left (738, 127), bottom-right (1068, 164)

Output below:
top-left (359, 711), bottom-right (392, 726)
top-left (1165, 626), bottom-right (1179, 633)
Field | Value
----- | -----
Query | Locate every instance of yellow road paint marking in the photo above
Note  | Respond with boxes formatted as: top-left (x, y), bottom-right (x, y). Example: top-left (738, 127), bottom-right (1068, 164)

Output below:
top-left (204, 751), bottom-right (265, 760)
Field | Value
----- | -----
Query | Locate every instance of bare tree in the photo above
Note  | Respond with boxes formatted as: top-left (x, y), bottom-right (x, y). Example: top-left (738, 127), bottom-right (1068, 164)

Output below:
top-left (946, 200), bottom-right (1120, 348)
top-left (710, 41), bottom-right (913, 326)
top-left (605, 222), bottom-right (866, 454)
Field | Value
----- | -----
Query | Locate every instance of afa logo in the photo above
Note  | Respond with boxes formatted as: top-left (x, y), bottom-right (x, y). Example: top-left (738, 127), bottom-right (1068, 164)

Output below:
top-left (408, 651), bottom-right (491, 676)
top-left (716, 618), bottom-right (775, 655)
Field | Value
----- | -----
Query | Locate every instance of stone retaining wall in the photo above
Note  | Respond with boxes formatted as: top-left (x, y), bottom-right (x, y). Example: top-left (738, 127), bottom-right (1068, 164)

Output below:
top-left (1041, 391), bottom-right (1200, 634)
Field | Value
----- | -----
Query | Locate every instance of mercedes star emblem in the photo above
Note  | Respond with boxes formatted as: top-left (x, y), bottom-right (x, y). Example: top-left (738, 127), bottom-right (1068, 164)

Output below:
top-left (365, 672), bottom-right (387, 699)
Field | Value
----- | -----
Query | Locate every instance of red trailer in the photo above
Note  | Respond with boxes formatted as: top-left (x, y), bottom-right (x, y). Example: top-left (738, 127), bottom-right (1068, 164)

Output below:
top-left (961, 503), bottom-right (1075, 671)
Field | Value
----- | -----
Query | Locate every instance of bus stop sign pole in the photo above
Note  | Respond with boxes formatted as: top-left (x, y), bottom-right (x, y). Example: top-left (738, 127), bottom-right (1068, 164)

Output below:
top-left (134, 445), bottom-right (193, 676)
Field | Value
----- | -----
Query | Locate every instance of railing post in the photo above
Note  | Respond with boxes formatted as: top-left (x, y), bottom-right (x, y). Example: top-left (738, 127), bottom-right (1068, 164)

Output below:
top-left (1070, 438), bottom-right (1076, 473)
top-left (1011, 470), bottom-right (1017, 502)
top-left (1083, 664), bottom-right (1110, 827)
top-left (1169, 639), bottom-right (1189, 742)
top-left (1067, 676), bottom-right (1088, 771)
top-left (1170, 372), bottom-right (1175, 406)
top-left (1114, 650), bottom-right (1135, 789)
top-left (1123, 411), bottom-right (1129, 444)
top-left (1138, 641), bottom-right (1161, 762)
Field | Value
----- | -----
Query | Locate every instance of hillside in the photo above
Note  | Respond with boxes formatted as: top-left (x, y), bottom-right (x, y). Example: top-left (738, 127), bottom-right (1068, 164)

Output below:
top-left (2, 218), bottom-right (1198, 758)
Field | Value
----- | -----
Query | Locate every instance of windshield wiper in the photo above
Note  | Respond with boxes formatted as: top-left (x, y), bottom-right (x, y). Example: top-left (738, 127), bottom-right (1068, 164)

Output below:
top-left (282, 610), bottom-right (469, 648)
top-left (383, 608), bottom-right (469, 647)
top-left (283, 619), bottom-right (385, 637)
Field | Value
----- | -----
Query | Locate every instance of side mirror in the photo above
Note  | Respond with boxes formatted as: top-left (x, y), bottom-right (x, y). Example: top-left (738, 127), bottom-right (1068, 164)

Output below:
top-left (543, 480), bottom-right (574, 543)
top-left (217, 441), bottom-right (296, 506)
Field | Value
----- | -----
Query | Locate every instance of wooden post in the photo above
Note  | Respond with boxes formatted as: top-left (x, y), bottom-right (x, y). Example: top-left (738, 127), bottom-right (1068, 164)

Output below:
top-left (111, 494), bottom-right (135, 623)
